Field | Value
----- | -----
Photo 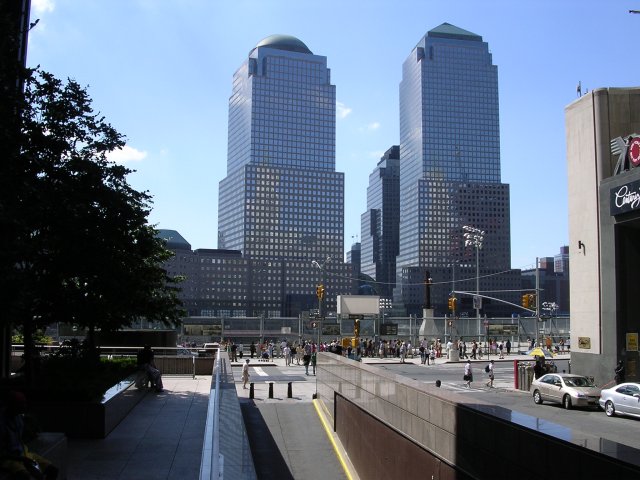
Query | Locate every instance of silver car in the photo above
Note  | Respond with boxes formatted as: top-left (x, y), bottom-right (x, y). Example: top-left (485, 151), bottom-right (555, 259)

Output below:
top-left (599, 382), bottom-right (640, 418)
top-left (531, 373), bottom-right (601, 409)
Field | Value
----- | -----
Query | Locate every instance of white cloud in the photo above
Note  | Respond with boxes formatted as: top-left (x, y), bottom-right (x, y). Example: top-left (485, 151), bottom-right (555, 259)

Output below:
top-left (336, 101), bottom-right (352, 119)
top-left (107, 145), bottom-right (147, 164)
top-left (32, 0), bottom-right (55, 14)
top-left (358, 122), bottom-right (381, 133)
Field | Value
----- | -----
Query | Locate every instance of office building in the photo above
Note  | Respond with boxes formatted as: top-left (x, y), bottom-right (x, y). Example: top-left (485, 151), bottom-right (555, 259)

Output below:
top-left (217, 35), bottom-right (352, 314)
top-left (520, 247), bottom-right (570, 317)
top-left (566, 87), bottom-right (640, 381)
top-left (360, 146), bottom-right (400, 300)
top-left (396, 23), bottom-right (519, 316)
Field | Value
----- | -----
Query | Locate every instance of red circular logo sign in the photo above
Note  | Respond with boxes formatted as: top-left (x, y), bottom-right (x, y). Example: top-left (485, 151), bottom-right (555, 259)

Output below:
top-left (630, 137), bottom-right (640, 167)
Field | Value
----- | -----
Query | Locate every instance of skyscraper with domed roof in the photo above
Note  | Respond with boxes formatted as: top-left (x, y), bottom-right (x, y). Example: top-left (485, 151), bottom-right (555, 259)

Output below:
top-left (217, 35), bottom-right (351, 316)
top-left (395, 23), bottom-right (520, 317)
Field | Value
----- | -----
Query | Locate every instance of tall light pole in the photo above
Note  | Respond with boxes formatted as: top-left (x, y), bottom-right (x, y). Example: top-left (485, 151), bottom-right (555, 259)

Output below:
top-left (311, 256), bottom-right (332, 341)
top-left (463, 225), bottom-right (484, 341)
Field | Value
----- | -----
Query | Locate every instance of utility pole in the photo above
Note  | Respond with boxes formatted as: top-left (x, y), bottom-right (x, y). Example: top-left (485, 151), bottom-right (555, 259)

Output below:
top-left (535, 257), bottom-right (540, 347)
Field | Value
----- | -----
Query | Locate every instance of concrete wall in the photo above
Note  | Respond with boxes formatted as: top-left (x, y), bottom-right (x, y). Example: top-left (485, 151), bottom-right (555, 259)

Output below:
top-left (317, 353), bottom-right (640, 479)
top-left (565, 91), bottom-right (602, 356)
top-left (566, 88), bottom-right (640, 383)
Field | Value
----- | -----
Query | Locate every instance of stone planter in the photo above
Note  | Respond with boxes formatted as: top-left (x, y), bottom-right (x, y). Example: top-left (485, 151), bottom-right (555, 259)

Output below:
top-left (30, 379), bottom-right (147, 438)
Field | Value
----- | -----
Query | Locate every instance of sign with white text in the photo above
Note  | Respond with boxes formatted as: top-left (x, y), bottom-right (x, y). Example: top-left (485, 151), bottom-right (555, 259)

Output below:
top-left (611, 180), bottom-right (640, 216)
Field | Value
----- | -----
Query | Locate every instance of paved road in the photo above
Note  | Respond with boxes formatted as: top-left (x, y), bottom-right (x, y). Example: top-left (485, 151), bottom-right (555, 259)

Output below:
top-left (232, 360), bottom-right (353, 480)
top-left (378, 361), bottom-right (640, 452)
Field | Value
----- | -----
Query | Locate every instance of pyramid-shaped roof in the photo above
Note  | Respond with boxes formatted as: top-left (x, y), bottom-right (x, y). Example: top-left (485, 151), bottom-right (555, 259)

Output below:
top-left (428, 23), bottom-right (482, 42)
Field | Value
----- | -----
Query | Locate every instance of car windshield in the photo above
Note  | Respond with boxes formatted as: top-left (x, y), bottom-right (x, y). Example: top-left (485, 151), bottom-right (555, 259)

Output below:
top-left (563, 376), bottom-right (594, 387)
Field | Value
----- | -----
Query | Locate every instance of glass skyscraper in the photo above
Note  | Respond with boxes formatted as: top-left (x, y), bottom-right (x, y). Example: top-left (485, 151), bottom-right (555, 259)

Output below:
top-left (396, 23), bottom-right (518, 316)
top-left (218, 35), bottom-right (350, 315)
top-left (360, 146), bottom-right (400, 300)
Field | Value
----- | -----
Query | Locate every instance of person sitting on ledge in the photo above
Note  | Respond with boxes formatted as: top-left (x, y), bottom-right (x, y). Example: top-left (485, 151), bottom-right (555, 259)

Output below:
top-left (0, 391), bottom-right (59, 479)
top-left (136, 345), bottom-right (164, 392)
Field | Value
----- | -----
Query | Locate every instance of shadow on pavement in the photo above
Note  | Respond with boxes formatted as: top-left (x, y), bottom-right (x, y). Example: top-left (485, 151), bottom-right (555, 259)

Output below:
top-left (240, 398), bottom-right (294, 480)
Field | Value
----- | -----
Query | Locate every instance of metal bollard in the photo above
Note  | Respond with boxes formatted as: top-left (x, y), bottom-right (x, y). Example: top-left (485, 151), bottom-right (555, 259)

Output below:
top-left (287, 381), bottom-right (292, 398)
top-left (249, 383), bottom-right (254, 399)
top-left (268, 382), bottom-right (274, 399)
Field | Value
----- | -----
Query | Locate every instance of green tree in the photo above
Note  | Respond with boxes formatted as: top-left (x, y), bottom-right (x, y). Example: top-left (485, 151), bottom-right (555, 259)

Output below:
top-left (1, 67), bottom-right (184, 383)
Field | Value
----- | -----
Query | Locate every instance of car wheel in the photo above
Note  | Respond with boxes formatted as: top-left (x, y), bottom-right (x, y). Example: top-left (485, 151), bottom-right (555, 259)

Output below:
top-left (533, 390), bottom-right (543, 405)
top-left (563, 394), bottom-right (572, 410)
top-left (605, 400), bottom-right (615, 417)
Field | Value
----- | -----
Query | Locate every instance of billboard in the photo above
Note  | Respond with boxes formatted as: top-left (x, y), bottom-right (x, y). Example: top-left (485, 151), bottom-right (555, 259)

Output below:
top-left (337, 295), bottom-right (380, 315)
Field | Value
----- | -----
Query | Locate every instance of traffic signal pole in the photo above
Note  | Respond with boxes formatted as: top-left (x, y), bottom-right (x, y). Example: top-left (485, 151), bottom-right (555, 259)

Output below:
top-left (535, 257), bottom-right (540, 348)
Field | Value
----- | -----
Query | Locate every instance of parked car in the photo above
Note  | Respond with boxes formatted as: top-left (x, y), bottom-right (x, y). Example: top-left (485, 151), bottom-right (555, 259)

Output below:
top-left (198, 342), bottom-right (220, 357)
top-left (531, 373), bottom-right (601, 409)
top-left (176, 348), bottom-right (197, 357)
top-left (599, 382), bottom-right (640, 418)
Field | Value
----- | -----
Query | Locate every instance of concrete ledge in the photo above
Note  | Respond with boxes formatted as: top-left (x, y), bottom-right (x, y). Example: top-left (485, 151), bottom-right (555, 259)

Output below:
top-left (317, 352), bottom-right (640, 478)
top-left (30, 381), bottom-right (148, 438)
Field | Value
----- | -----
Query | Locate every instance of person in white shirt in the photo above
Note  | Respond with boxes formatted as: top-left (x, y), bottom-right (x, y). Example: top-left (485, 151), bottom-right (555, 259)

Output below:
top-left (464, 360), bottom-right (473, 388)
top-left (283, 344), bottom-right (291, 366)
top-left (242, 359), bottom-right (250, 389)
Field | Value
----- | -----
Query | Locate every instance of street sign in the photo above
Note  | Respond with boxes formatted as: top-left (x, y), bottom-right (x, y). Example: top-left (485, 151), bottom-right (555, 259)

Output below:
top-left (473, 295), bottom-right (482, 309)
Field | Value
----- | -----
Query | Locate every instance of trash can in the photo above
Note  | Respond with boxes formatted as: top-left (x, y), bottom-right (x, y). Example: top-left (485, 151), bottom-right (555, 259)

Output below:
top-left (518, 363), bottom-right (534, 391)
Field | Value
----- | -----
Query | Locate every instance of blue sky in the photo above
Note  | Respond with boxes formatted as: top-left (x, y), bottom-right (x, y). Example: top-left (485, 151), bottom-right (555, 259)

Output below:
top-left (26, 0), bottom-right (640, 271)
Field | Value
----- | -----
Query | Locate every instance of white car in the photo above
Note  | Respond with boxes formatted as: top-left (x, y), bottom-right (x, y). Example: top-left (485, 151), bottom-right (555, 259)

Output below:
top-left (599, 382), bottom-right (640, 418)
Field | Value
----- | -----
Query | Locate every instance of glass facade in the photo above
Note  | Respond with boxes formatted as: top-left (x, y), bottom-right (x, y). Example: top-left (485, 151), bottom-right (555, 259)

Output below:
top-left (396, 24), bottom-right (517, 316)
top-left (360, 146), bottom-right (400, 299)
top-left (218, 35), bottom-right (352, 314)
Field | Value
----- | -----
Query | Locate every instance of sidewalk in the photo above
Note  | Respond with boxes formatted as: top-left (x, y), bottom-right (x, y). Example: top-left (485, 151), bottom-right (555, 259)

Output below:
top-left (65, 376), bottom-right (212, 480)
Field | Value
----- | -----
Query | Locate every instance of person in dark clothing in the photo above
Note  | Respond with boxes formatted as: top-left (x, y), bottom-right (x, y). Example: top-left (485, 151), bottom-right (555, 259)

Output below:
top-left (0, 391), bottom-right (59, 479)
top-left (533, 356), bottom-right (544, 379)
top-left (249, 342), bottom-right (256, 358)
top-left (505, 339), bottom-right (511, 355)
top-left (137, 345), bottom-right (163, 392)
top-left (615, 360), bottom-right (626, 384)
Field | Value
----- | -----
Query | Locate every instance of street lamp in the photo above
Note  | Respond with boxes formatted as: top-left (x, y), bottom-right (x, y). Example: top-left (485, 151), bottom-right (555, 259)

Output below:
top-left (311, 255), bottom-right (332, 341)
top-left (463, 225), bottom-right (484, 342)
top-left (311, 256), bottom-right (332, 316)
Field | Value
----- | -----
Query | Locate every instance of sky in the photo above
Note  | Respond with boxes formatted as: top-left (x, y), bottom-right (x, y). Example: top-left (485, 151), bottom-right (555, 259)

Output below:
top-left (26, 0), bottom-right (640, 272)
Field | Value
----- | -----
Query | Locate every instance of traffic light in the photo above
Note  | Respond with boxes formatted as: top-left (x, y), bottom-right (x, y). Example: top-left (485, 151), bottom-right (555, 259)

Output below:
top-left (316, 284), bottom-right (325, 300)
top-left (522, 293), bottom-right (535, 309)
top-left (448, 296), bottom-right (457, 311)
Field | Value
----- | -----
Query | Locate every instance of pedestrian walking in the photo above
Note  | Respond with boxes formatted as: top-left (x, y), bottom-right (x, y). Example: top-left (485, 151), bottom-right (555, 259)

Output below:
top-left (485, 360), bottom-right (495, 388)
top-left (311, 351), bottom-right (317, 375)
top-left (615, 360), bottom-right (625, 384)
top-left (242, 359), bottom-right (250, 388)
top-left (505, 339), bottom-right (511, 355)
top-left (284, 344), bottom-right (291, 366)
top-left (419, 339), bottom-right (427, 365)
top-left (464, 360), bottom-right (473, 388)
top-left (498, 342), bottom-right (504, 359)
